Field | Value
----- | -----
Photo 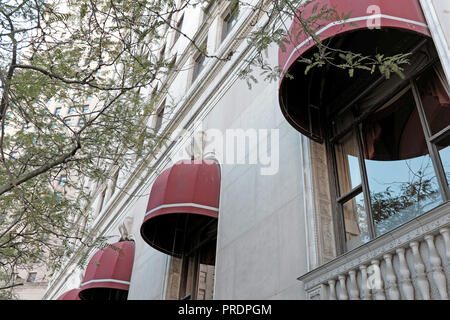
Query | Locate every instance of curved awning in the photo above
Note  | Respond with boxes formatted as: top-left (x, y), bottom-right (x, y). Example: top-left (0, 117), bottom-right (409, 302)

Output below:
top-left (140, 159), bottom-right (221, 257)
top-left (79, 240), bottom-right (135, 300)
top-left (56, 288), bottom-right (81, 300)
top-left (278, 0), bottom-right (431, 142)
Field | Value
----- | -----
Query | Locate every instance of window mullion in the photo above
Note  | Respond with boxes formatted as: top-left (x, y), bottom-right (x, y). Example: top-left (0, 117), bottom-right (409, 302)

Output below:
top-left (411, 80), bottom-right (449, 201)
top-left (355, 125), bottom-right (376, 240)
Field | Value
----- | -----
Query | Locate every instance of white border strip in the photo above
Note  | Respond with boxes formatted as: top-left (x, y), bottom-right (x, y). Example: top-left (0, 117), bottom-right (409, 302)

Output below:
top-left (145, 203), bottom-right (219, 217)
top-left (81, 279), bottom-right (130, 287)
top-left (282, 14), bottom-right (429, 73)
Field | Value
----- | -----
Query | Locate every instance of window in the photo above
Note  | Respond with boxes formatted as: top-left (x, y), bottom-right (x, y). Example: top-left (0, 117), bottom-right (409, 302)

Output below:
top-left (192, 40), bottom-right (208, 82)
top-left (221, 4), bottom-right (239, 42)
top-left (82, 105), bottom-right (89, 113)
top-left (327, 63), bottom-right (450, 252)
top-left (68, 107), bottom-right (76, 114)
top-left (154, 103), bottom-right (165, 134)
top-left (27, 272), bottom-right (37, 282)
top-left (159, 44), bottom-right (166, 63)
top-left (65, 119), bottom-right (71, 126)
top-left (78, 118), bottom-right (85, 127)
top-left (177, 222), bottom-right (217, 300)
top-left (59, 176), bottom-right (67, 186)
top-left (55, 108), bottom-right (61, 115)
top-left (172, 15), bottom-right (184, 47)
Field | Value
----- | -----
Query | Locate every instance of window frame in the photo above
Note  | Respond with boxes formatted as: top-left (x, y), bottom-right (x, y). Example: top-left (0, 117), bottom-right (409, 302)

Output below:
top-left (325, 60), bottom-right (450, 254)
top-left (221, 3), bottom-right (239, 43)
top-left (192, 39), bottom-right (208, 83)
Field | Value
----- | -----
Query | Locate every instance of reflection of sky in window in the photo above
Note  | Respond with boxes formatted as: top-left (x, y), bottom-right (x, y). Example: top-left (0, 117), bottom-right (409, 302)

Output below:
top-left (439, 145), bottom-right (450, 185)
top-left (365, 154), bottom-right (442, 236)
top-left (347, 155), bottom-right (361, 189)
top-left (364, 155), bottom-right (438, 194)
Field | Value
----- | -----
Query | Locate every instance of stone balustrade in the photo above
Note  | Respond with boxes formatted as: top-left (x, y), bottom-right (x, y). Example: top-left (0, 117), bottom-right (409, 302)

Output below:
top-left (299, 203), bottom-right (450, 300)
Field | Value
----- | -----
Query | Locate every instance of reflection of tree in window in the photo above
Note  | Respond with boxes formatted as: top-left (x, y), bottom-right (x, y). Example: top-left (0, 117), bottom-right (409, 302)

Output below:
top-left (362, 89), bottom-right (441, 235)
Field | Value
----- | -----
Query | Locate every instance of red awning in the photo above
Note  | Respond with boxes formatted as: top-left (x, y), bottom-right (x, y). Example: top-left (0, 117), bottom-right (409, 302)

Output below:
top-left (279, 0), bottom-right (430, 83)
top-left (79, 240), bottom-right (135, 300)
top-left (140, 159), bottom-right (220, 257)
top-left (56, 288), bottom-right (81, 300)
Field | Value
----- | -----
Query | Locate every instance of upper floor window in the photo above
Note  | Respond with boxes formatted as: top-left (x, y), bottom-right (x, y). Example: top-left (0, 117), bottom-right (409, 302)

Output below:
top-left (54, 107), bottom-right (61, 115)
top-left (27, 272), bottom-right (37, 282)
top-left (68, 107), bottom-right (76, 114)
top-left (192, 40), bottom-right (208, 83)
top-left (172, 14), bottom-right (184, 47)
top-left (154, 99), bottom-right (166, 134)
top-left (82, 105), bottom-right (89, 113)
top-left (59, 176), bottom-right (67, 186)
top-left (221, 4), bottom-right (239, 42)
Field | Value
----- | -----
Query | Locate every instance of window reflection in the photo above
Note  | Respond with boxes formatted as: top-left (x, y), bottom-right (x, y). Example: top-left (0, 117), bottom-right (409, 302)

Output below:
top-left (335, 132), bottom-right (361, 195)
top-left (343, 193), bottom-right (370, 251)
top-left (362, 90), bottom-right (442, 236)
top-left (437, 136), bottom-right (450, 186)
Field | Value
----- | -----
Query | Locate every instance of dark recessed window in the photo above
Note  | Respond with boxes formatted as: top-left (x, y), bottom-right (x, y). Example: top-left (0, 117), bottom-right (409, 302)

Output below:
top-left (192, 42), bottom-right (207, 82)
top-left (173, 15), bottom-right (184, 46)
top-left (154, 101), bottom-right (165, 133)
top-left (221, 4), bottom-right (239, 42)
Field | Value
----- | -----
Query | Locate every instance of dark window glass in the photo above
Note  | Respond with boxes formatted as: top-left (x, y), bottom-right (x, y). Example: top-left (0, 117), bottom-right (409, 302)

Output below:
top-left (416, 67), bottom-right (450, 135)
top-left (154, 105), bottom-right (165, 133)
